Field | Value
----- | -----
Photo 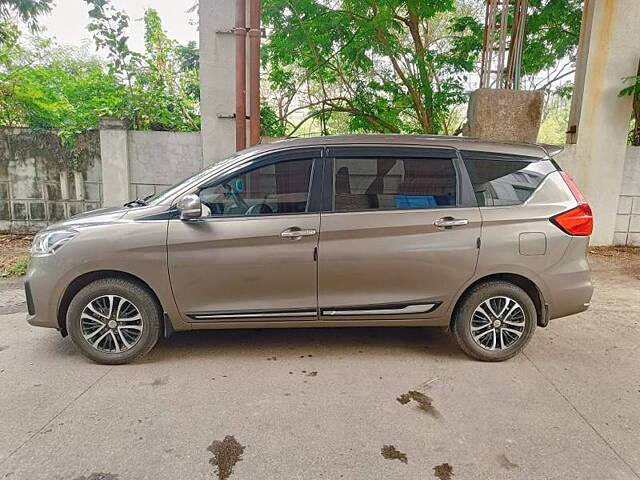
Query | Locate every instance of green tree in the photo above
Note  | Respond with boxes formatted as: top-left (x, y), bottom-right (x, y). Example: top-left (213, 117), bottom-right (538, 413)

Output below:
top-left (263, 0), bottom-right (482, 136)
top-left (84, 0), bottom-right (200, 131)
top-left (263, 0), bottom-right (584, 137)
top-left (0, 0), bottom-right (52, 42)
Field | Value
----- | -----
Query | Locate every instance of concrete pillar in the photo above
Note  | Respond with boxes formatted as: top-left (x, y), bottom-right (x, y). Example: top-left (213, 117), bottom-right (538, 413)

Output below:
top-left (199, 0), bottom-right (237, 167)
top-left (99, 117), bottom-right (130, 207)
top-left (565, 0), bottom-right (640, 245)
top-left (59, 171), bottom-right (69, 199)
top-left (73, 171), bottom-right (84, 200)
top-left (466, 88), bottom-right (544, 143)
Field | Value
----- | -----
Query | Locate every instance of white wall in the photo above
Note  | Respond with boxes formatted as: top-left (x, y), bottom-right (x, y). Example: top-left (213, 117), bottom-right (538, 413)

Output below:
top-left (557, 145), bottom-right (640, 246)
top-left (127, 131), bottom-right (202, 199)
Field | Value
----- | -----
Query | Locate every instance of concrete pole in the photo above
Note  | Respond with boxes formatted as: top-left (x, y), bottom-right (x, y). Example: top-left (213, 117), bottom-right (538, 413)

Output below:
top-left (199, 0), bottom-right (238, 166)
top-left (248, 0), bottom-right (261, 146)
top-left (99, 117), bottom-right (130, 208)
top-left (234, 0), bottom-right (247, 151)
top-left (565, 0), bottom-right (640, 245)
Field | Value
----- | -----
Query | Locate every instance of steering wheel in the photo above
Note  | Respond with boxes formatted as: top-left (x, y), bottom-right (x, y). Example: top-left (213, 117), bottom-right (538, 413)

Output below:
top-left (245, 203), bottom-right (273, 215)
top-left (223, 182), bottom-right (249, 210)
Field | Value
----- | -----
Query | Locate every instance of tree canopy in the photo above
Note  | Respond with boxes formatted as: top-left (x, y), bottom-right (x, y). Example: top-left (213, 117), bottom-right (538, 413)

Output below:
top-left (262, 0), bottom-right (583, 137)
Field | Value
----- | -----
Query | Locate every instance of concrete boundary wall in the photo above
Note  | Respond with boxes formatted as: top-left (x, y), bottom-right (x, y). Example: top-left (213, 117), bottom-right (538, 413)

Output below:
top-left (557, 145), bottom-right (640, 246)
top-left (1, 124), bottom-right (202, 233)
top-left (0, 128), bottom-right (102, 234)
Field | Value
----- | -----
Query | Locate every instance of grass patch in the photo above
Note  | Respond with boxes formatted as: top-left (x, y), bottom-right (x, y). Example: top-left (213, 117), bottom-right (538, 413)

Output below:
top-left (0, 234), bottom-right (33, 278)
top-left (0, 255), bottom-right (30, 277)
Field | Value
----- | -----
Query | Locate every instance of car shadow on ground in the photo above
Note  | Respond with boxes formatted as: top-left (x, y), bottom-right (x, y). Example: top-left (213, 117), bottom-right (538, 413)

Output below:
top-left (141, 326), bottom-right (468, 364)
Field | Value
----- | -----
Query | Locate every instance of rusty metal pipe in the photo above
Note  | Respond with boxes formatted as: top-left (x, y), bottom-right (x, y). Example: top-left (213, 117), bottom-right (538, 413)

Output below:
top-left (234, 0), bottom-right (247, 151)
top-left (248, 0), bottom-right (261, 146)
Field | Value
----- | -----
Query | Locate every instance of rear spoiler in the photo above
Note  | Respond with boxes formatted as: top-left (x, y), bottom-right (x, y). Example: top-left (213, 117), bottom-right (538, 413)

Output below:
top-left (536, 143), bottom-right (564, 157)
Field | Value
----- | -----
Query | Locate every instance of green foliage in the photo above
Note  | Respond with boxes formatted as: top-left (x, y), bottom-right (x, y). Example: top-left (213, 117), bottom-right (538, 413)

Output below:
top-left (0, 0), bottom-right (52, 42)
top-left (522, 0), bottom-right (582, 76)
top-left (260, 103), bottom-right (287, 137)
top-left (0, 36), bottom-right (126, 155)
top-left (83, 1), bottom-right (200, 131)
top-left (263, 0), bottom-right (482, 135)
top-left (620, 76), bottom-right (640, 98)
top-left (263, 0), bottom-right (583, 137)
top-left (0, 1), bottom-right (200, 161)
top-left (620, 75), bottom-right (640, 146)
top-left (538, 97), bottom-right (570, 144)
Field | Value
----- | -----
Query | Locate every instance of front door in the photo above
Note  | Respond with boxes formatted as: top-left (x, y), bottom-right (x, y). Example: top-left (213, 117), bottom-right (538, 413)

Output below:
top-left (168, 150), bottom-right (322, 322)
top-left (318, 146), bottom-right (481, 320)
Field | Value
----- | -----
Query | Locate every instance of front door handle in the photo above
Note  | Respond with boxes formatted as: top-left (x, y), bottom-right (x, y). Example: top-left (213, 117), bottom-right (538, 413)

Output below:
top-left (434, 217), bottom-right (469, 229)
top-left (281, 227), bottom-right (318, 239)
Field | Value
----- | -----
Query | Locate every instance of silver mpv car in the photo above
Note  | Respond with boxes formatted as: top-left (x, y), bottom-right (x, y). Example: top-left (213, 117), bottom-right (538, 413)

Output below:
top-left (25, 135), bottom-right (594, 364)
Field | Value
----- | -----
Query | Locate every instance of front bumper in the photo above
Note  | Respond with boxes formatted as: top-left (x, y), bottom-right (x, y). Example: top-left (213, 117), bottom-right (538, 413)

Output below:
top-left (23, 258), bottom-right (65, 330)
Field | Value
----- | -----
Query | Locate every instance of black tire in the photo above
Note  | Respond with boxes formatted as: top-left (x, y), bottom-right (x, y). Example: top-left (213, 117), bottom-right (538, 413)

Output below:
top-left (67, 278), bottom-right (162, 365)
top-left (452, 280), bottom-right (536, 362)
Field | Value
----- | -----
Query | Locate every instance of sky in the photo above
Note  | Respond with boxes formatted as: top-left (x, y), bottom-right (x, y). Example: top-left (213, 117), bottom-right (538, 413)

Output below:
top-left (36, 0), bottom-right (198, 53)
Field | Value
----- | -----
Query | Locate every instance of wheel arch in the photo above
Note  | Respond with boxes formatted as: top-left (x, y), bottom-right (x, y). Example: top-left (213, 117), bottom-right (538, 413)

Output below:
top-left (57, 270), bottom-right (165, 336)
top-left (449, 273), bottom-right (548, 328)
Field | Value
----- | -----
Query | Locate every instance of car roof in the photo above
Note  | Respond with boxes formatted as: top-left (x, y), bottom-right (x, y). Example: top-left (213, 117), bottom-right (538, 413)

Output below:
top-left (250, 134), bottom-right (559, 158)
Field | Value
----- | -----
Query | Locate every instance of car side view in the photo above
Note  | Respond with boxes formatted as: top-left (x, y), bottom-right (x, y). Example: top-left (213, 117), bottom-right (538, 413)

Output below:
top-left (24, 135), bottom-right (594, 364)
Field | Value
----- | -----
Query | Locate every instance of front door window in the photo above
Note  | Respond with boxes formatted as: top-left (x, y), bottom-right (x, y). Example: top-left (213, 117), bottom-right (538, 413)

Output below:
top-left (199, 158), bottom-right (314, 217)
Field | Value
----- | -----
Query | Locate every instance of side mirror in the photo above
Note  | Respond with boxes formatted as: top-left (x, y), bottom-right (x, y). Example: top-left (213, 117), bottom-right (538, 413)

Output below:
top-left (176, 193), bottom-right (202, 220)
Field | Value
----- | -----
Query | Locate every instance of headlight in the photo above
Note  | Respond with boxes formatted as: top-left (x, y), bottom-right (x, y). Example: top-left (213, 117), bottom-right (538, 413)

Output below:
top-left (31, 229), bottom-right (77, 256)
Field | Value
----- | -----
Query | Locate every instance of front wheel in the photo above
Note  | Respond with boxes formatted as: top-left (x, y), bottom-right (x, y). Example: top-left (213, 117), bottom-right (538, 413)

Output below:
top-left (452, 281), bottom-right (536, 362)
top-left (67, 278), bottom-right (162, 365)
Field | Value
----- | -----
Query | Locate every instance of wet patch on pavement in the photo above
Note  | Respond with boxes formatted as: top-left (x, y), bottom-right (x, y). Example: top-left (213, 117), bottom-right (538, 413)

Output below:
top-left (497, 453), bottom-right (518, 469)
top-left (433, 463), bottom-right (454, 479)
top-left (72, 474), bottom-right (119, 480)
top-left (149, 376), bottom-right (169, 387)
top-left (208, 435), bottom-right (245, 480)
top-left (380, 445), bottom-right (407, 464)
top-left (397, 390), bottom-right (441, 418)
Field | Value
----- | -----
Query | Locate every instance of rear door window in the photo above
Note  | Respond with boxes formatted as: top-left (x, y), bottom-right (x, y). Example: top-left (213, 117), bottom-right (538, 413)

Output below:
top-left (332, 157), bottom-right (457, 212)
top-left (461, 152), bottom-right (557, 206)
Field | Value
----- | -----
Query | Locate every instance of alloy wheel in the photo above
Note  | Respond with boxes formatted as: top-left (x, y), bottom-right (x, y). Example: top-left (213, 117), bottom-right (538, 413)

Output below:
top-left (80, 295), bottom-right (144, 353)
top-left (470, 296), bottom-right (526, 351)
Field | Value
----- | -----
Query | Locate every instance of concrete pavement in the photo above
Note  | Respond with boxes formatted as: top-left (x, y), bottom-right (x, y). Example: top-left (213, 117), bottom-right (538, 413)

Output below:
top-left (0, 255), bottom-right (639, 480)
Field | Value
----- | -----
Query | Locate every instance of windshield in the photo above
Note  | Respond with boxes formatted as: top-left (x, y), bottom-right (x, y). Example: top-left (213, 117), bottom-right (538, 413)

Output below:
top-left (146, 149), bottom-right (258, 205)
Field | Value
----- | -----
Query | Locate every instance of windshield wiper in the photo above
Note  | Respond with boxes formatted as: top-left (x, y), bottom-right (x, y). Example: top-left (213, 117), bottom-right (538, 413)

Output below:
top-left (124, 198), bottom-right (147, 207)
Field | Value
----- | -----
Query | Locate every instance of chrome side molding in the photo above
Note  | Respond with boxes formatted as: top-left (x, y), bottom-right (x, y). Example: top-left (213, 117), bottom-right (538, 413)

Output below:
top-left (322, 303), bottom-right (437, 316)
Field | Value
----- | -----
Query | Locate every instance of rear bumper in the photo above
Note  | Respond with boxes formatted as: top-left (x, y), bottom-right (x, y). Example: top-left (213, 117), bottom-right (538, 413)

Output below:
top-left (544, 237), bottom-right (593, 320)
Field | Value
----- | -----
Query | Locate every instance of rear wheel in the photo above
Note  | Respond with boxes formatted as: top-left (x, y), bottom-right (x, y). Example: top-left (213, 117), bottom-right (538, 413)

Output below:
top-left (452, 280), bottom-right (536, 362)
top-left (67, 278), bottom-right (162, 365)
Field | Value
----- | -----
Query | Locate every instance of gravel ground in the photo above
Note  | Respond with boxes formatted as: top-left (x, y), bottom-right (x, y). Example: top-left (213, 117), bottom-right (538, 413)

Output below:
top-left (0, 253), bottom-right (639, 480)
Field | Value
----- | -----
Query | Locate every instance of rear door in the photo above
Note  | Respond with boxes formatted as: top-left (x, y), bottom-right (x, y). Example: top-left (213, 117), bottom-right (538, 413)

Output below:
top-left (318, 146), bottom-right (481, 320)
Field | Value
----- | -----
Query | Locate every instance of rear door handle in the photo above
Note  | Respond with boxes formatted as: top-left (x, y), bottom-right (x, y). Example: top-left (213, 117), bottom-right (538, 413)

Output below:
top-left (434, 217), bottom-right (469, 229)
top-left (281, 227), bottom-right (318, 239)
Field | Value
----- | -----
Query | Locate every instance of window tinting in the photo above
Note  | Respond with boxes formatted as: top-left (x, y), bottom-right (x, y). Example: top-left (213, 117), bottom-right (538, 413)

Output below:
top-left (463, 156), bottom-right (553, 206)
top-left (199, 158), bottom-right (313, 216)
top-left (333, 157), bottom-right (457, 212)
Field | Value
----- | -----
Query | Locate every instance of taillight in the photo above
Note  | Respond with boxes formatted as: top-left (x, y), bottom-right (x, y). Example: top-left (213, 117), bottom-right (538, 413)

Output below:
top-left (551, 172), bottom-right (593, 236)
top-left (551, 203), bottom-right (593, 236)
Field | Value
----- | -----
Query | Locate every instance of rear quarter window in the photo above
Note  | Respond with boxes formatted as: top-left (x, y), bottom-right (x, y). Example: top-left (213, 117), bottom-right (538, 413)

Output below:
top-left (461, 152), bottom-right (558, 207)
